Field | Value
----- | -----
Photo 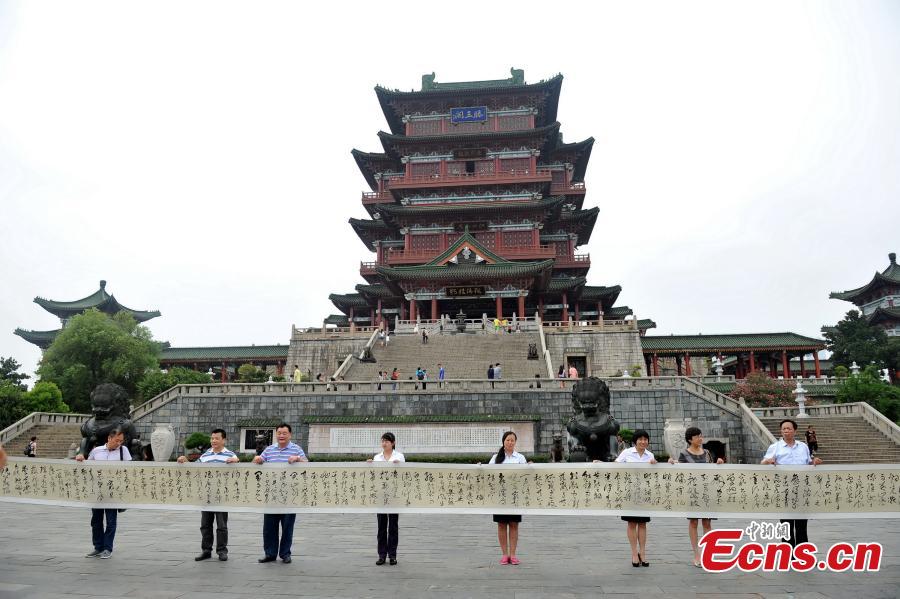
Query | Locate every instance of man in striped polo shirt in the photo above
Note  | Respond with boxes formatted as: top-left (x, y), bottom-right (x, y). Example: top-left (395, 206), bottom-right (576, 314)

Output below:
top-left (177, 428), bottom-right (239, 561)
top-left (252, 422), bottom-right (308, 563)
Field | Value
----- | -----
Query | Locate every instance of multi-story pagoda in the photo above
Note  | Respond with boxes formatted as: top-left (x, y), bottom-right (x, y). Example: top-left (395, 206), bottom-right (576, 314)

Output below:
top-left (15, 280), bottom-right (161, 349)
top-left (830, 252), bottom-right (900, 336)
top-left (329, 69), bottom-right (642, 327)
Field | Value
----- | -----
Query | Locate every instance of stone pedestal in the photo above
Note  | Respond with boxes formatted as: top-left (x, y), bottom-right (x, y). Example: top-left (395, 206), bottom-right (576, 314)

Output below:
top-left (663, 418), bottom-right (690, 459)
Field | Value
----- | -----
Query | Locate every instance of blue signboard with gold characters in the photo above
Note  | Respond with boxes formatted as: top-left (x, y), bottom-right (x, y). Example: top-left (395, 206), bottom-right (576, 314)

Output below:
top-left (450, 106), bottom-right (488, 124)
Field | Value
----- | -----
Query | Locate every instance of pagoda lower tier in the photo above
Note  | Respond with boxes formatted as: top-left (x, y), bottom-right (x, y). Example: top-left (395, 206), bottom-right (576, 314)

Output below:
top-left (328, 231), bottom-right (651, 331)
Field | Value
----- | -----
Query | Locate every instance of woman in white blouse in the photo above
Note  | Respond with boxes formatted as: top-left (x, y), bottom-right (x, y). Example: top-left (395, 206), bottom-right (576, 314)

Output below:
top-left (614, 429), bottom-right (657, 567)
top-left (367, 432), bottom-right (405, 565)
top-left (488, 431), bottom-right (529, 565)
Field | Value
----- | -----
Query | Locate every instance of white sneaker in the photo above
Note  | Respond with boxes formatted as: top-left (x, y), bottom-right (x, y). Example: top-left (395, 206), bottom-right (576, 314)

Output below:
top-left (99, 550), bottom-right (112, 559)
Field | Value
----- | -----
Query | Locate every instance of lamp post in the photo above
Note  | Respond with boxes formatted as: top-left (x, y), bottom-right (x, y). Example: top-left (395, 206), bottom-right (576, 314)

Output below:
top-left (793, 378), bottom-right (808, 418)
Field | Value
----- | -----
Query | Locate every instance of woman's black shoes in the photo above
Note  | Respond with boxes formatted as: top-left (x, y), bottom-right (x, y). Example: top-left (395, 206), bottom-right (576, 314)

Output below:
top-left (639, 554), bottom-right (649, 567)
top-left (389, 558), bottom-right (398, 565)
top-left (376, 557), bottom-right (386, 565)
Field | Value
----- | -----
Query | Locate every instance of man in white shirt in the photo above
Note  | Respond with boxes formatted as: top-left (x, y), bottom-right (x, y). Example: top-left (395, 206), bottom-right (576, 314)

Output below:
top-left (75, 427), bottom-right (132, 559)
top-left (761, 419), bottom-right (822, 546)
top-left (177, 428), bottom-right (239, 561)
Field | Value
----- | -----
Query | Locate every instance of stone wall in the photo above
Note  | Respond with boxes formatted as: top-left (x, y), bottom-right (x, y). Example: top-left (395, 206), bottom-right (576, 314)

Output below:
top-left (545, 329), bottom-right (646, 377)
top-left (284, 332), bottom-right (370, 379)
top-left (133, 384), bottom-right (762, 463)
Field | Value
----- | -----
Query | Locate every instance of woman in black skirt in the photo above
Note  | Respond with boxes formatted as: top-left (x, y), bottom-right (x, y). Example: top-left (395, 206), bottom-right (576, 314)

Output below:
top-left (488, 431), bottom-right (529, 565)
top-left (614, 429), bottom-right (657, 567)
top-left (668, 426), bottom-right (724, 566)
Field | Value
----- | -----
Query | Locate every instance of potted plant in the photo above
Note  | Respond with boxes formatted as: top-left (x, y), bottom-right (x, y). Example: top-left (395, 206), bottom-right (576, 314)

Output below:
top-left (184, 432), bottom-right (210, 462)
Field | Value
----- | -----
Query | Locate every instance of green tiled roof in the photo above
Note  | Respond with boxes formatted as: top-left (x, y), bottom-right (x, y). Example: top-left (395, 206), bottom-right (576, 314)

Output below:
top-left (13, 328), bottom-right (61, 350)
top-left (302, 414), bottom-right (541, 424)
top-left (547, 277), bottom-right (586, 292)
top-left (159, 345), bottom-right (288, 361)
top-left (605, 306), bottom-right (633, 319)
top-left (557, 206), bottom-right (599, 244)
top-left (349, 218), bottom-right (398, 250)
top-left (374, 72), bottom-right (562, 134)
top-left (324, 314), bottom-right (350, 325)
top-left (545, 137), bottom-right (594, 182)
top-left (236, 418), bottom-right (284, 428)
top-left (580, 285), bottom-right (621, 301)
top-left (377, 260), bottom-right (554, 282)
top-left (329, 293), bottom-right (370, 309)
top-left (355, 284), bottom-right (397, 299)
top-left (33, 280), bottom-right (160, 322)
top-left (868, 307), bottom-right (900, 325)
top-left (351, 149), bottom-right (401, 190)
top-left (637, 319), bottom-right (657, 330)
top-left (830, 253), bottom-right (900, 302)
top-left (641, 333), bottom-right (826, 353)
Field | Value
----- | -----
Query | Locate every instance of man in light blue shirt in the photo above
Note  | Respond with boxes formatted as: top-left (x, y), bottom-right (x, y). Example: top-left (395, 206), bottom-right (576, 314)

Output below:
top-left (75, 427), bottom-right (131, 559)
top-left (761, 418), bottom-right (822, 547)
top-left (252, 423), bottom-right (308, 563)
top-left (178, 428), bottom-right (239, 561)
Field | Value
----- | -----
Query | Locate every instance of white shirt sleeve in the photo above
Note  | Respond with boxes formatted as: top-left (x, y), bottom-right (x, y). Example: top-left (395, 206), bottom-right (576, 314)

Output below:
top-left (763, 442), bottom-right (777, 462)
top-left (488, 454), bottom-right (497, 464)
top-left (121, 446), bottom-right (132, 461)
top-left (614, 449), bottom-right (627, 463)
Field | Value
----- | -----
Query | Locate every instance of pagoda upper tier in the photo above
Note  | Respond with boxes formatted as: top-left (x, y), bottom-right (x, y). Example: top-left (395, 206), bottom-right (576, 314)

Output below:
top-left (830, 252), bottom-right (900, 336)
top-left (332, 69), bottom-right (651, 330)
top-left (15, 280), bottom-right (161, 349)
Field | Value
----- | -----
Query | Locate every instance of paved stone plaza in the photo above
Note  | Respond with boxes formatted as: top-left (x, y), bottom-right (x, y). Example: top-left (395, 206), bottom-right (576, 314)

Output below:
top-left (0, 504), bottom-right (897, 598)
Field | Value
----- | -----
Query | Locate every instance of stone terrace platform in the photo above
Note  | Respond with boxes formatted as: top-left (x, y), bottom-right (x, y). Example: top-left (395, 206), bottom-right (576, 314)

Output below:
top-left (0, 503), bottom-right (897, 598)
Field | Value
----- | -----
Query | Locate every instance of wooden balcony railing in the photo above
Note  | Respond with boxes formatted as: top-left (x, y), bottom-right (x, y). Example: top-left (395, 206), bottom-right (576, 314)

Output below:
top-left (386, 169), bottom-right (553, 190)
top-left (382, 244), bottom-right (557, 266)
top-left (554, 253), bottom-right (590, 268)
top-left (551, 181), bottom-right (586, 195)
top-left (360, 262), bottom-right (378, 275)
top-left (361, 191), bottom-right (393, 204)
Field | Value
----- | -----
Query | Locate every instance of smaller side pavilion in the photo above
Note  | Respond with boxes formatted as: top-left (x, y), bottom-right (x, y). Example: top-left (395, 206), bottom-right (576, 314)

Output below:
top-left (15, 280), bottom-right (161, 350)
top-left (829, 252), bottom-right (900, 336)
top-left (640, 332), bottom-right (827, 378)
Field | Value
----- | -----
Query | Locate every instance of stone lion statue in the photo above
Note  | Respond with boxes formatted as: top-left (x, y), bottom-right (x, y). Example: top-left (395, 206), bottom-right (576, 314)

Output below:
top-left (565, 377), bottom-right (620, 462)
top-left (79, 383), bottom-right (142, 459)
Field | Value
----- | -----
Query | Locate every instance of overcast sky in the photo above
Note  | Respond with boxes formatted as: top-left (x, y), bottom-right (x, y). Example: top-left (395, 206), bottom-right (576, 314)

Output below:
top-left (1, 1), bottom-right (898, 382)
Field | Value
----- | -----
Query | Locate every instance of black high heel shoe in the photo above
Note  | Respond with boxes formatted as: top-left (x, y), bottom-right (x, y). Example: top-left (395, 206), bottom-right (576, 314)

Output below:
top-left (638, 553), bottom-right (649, 567)
top-left (632, 555), bottom-right (640, 567)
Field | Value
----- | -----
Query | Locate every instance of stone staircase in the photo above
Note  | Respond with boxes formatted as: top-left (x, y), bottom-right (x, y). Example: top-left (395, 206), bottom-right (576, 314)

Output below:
top-left (758, 416), bottom-right (900, 464)
top-left (343, 331), bottom-right (547, 383)
top-left (4, 424), bottom-right (83, 459)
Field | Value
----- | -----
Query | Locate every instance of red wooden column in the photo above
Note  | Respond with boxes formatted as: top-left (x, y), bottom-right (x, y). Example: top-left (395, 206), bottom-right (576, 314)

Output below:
top-left (574, 303), bottom-right (581, 322)
top-left (749, 351), bottom-right (756, 373)
top-left (538, 297), bottom-right (544, 320)
top-left (349, 307), bottom-right (355, 332)
top-left (676, 356), bottom-right (683, 376)
top-left (377, 299), bottom-right (383, 328)
top-left (561, 293), bottom-right (569, 322)
top-left (782, 350), bottom-right (789, 379)
top-left (220, 362), bottom-right (227, 383)
top-left (685, 353), bottom-right (693, 376)
top-left (517, 294), bottom-right (526, 319)
top-left (495, 296), bottom-right (503, 320)
top-left (800, 354), bottom-right (807, 378)
top-left (400, 303), bottom-right (407, 320)
top-left (652, 353), bottom-right (660, 377)
top-left (770, 355), bottom-right (778, 378)
top-left (736, 355), bottom-right (743, 379)
top-left (370, 308), bottom-right (375, 327)
top-left (597, 302), bottom-right (603, 322)
top-left (431, 298), bottom-right (438, 321)
top-left (813, 352), bottom-right (821, 377)
top-left (409, 299), bottom-right (416, 321)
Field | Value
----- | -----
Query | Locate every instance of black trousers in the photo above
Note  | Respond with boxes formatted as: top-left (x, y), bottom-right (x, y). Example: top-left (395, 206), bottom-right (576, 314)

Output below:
top-left (201, 511), bottom-right (228, 554)
top-left (377, 513), bottom-right (399, 558)
top-left (780, 519), bottom-right (808, 546)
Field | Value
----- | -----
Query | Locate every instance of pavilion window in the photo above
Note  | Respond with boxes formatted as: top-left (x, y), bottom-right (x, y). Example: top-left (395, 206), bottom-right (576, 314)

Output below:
top-left (409, 119), bottom-right (442, 136)
top-left (411, 162), bottom-right (440, 178)
top-left (497, 114), bottom-right (530, 131)
top-left (499, 157), bottom-right (530, 174)
top-left (465, 161), bottom-right (476, 175)
top-left (446, 160), bottom-right (466, 176)
top-left (476, 159), bottom-right (495, 174)
top-left (411, 234), bottom-right (439, 251)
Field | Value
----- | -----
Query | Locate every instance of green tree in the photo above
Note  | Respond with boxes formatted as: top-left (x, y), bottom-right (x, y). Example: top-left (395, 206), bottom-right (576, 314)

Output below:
top-left (0, 380), bottom-right (27, 430)
top-left (0, 356), bottom-right (29, 390)
top-left (20, 381), bottom-right (69, 414)
top-left (136, 367), bottom-right (213, 402)
top-left (38, 309), bottom-right (159, 413)
top-left (824, 310), bottom-right (889, 370)
top-left (732, 372), bottom-right (795, 407)
top-left (836, 366), bottom-right (900, 423)
top-left (237, 363), bottom-right (267, 382)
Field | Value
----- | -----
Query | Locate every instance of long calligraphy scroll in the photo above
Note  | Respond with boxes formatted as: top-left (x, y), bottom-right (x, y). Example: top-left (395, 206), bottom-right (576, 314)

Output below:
top-left (2, 459), bottom-right (898, 519)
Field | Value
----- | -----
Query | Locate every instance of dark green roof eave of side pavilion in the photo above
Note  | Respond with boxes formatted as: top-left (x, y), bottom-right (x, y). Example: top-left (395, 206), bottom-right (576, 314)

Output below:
top-left (640, 332), bottom-right (826, 354)
top-left (374, 70), bottom-right (563, 135)
top-left (13, 328), bottom-right (61, 350)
